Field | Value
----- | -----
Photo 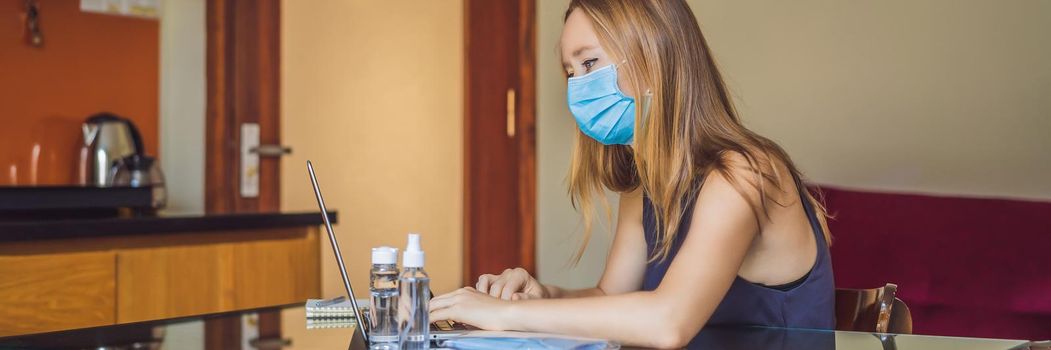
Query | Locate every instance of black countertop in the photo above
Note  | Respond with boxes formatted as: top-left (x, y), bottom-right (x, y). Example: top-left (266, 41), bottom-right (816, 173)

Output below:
top-left (0, 211), bottom-right (337, 242)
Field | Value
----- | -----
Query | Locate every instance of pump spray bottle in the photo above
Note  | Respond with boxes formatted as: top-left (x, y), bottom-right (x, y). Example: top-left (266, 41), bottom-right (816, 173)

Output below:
top-left (399, 233), bottom-right (430, 349)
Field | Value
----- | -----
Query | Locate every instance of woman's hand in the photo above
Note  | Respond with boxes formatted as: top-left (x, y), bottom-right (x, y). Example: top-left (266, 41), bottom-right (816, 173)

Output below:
top-left (475, 267), bottom-right (548, 300)
top-left (429, 287), bottom-right (514, 331)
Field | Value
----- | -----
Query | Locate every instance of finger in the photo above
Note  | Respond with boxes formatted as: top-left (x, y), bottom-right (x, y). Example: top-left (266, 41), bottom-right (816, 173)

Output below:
top-left (488, 279), bottom-right (506, 299)
top-left (430, 287), bottom-right (466, 304)
top-left (430, 290), bottom-right (455, 303)
top-left (429, 294), bottom-right (456, 311)
top-left (511, 292), bottom-right (535, 301)
top-left (475, 274), bottom-right (493, 293)
top-left (523, 281), bottom-right (546, 298)
top-left (430, 288), bottom-right (469, 311)
top-left (498, 270), bottom-right (529, 300)
top-left (429, 305), bottom-right (456, 322)
top-left (499, 280), bottom-right (520, 300)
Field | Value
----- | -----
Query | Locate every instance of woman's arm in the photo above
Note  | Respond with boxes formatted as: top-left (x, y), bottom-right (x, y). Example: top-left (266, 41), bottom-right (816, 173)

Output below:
top-left (476, 189), bottom-right (648, 300)
top-left (431, 169), bottom-right (761, 348)
top-left (547, 188), bottom-right (648, 298)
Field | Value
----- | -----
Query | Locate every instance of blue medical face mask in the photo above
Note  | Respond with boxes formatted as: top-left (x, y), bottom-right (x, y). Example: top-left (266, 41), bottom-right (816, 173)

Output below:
top-left (567, 63), bottom-right (637, 145)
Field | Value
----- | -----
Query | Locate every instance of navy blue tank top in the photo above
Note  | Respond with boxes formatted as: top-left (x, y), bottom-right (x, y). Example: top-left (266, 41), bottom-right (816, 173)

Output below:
top-left (641, 179), bottom-right (835, 344)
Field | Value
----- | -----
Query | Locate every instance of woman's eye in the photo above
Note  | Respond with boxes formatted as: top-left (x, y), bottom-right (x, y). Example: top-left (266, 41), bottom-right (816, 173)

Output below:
top-left (582, 58), bottom-right (598, 72)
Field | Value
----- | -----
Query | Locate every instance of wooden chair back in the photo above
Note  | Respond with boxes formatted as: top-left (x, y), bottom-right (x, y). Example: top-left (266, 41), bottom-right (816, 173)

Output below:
top-left (835, 283), bottom-right (913, 334)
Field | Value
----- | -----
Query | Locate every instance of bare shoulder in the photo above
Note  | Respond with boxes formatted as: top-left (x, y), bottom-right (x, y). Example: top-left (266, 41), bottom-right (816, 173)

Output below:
top-left (682, 153), bottom-right (764, 246)
top-left (702, 150), bottom-right (799, 219)
top-left (692, 154), bottom-right (761, 227)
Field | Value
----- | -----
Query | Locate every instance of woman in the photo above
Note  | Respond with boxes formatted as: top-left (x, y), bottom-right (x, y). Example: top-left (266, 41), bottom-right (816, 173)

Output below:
top-left (430, 0), bottom-right (834, 347)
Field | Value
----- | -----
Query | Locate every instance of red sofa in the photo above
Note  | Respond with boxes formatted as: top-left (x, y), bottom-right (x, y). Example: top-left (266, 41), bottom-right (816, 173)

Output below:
top-left (817, 186), bottom-right (1050, 341)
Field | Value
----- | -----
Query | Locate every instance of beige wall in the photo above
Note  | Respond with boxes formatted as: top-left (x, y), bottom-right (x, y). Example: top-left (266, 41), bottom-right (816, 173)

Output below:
top-left (537, 0), bottom-right (1051, 287)
top-left (692, 0), bottom-right (1051, 201)
top-left (536, 0), bottom-right (613, 289)
top-left (280, 0), bottom-right (464, 300)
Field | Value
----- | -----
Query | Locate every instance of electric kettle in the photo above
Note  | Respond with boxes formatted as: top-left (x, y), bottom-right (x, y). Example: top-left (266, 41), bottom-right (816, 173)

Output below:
top-left (80, 113), bottom-right (145, 187)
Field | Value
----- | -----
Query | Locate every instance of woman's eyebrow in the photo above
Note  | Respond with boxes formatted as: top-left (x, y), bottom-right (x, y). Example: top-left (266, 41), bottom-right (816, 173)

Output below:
top-left (561, 45), bottom-right (596, 70)
top-left (572, 45), bottom-right (596, 58)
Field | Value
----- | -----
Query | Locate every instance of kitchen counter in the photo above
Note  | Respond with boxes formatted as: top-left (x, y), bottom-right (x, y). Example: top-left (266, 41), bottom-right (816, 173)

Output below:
top-left (0, 211), bottom-right (337, 242)
top-left (0, 210), bottom-right (328, 336)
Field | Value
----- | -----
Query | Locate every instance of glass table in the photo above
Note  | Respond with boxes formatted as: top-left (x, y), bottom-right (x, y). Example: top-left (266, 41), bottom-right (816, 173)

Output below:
top-left (0, 303), bottom-right (1034, 349)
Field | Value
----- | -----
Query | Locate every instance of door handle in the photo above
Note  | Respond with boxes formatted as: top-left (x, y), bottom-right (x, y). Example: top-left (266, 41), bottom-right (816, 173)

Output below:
top-left (240, 123), bottom-right (291, 198)
top-left (506, 88), bottom-right (516, 138)
top-left (250, 144), bottom-right (293, 157)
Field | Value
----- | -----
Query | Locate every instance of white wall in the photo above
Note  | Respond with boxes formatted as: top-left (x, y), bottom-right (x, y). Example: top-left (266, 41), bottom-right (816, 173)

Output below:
top-left (280, 0), bottom-right (464, 300)
top-left (536, 0), bottom-right (1051, 288)
top-left (155, 1), bottom-right (207, 347)
top-left (158, 0), bottom-right (206, 214)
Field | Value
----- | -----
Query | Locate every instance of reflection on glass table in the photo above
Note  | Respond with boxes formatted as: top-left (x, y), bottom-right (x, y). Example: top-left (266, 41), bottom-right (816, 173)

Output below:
top-left (0, 303), bottom-right (1035, 350)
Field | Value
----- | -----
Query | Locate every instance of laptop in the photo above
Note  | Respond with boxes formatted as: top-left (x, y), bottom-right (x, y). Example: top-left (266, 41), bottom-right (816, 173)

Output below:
top-left (307, 160), bottom-right (470, 345)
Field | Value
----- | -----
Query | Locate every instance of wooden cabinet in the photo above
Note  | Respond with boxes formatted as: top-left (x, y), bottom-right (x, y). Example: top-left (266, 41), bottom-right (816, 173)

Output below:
top-left (230, 233), bottom-right (320, 310)
top-left (116, 228), bottom-right (320, 323)
top-left (0, 226), bottom-right (320, 336)
top-left (0, 251), bottom-right (116, 336)
top-left (116, 243), bottom-right (233, 323)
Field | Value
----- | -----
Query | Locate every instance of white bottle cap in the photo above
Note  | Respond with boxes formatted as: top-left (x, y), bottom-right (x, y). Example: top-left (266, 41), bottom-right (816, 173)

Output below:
top-left (403, 233), bottom-right (425, 268)
top-left (371, 246), bottom-right (397, 265)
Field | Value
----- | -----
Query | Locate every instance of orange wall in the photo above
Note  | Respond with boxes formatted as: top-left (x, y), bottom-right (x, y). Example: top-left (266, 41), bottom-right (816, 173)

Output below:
top-left (0, 0), bottom-right (158, 185)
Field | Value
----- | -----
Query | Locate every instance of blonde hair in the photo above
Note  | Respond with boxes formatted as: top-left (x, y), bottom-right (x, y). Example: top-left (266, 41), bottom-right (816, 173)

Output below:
top-left (565, 0), bottom-right (831, 263)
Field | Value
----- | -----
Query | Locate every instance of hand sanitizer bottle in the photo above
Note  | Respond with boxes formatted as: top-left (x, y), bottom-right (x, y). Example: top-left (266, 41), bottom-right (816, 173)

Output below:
top-left (369, 246), bottom-right (400, 349)
top-left (399, 233), bottom-right (430, 350)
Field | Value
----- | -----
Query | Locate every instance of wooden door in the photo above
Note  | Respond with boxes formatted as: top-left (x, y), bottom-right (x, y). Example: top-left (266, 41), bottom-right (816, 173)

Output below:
top-left (205, 0), bottom-right (283, 348)
top-left (464, 0), bottom-right (537, 283)
top-left (206, 0), bottom-right (282, 214)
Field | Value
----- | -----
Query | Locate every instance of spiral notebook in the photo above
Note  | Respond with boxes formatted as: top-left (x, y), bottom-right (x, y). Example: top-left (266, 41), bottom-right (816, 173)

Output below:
top-left (306, 317), bottom-right (357, 330)
top-left (305, 296), bottom-right (359, 319)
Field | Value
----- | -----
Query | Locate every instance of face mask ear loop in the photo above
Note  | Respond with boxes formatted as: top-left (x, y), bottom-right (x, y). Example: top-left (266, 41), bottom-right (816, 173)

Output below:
top-left (636, 89), bottom-right (652, 126)
top-left (643, 91), bottom-right (653, 114)
top-left (630, 88), bottom-right (651, 148)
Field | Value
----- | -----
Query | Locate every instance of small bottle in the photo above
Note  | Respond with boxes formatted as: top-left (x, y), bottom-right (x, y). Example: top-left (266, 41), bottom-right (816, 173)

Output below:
top-left (399, 233), bottom-right (430, 350)
top-left (369, 247), bottom-right (400, 349)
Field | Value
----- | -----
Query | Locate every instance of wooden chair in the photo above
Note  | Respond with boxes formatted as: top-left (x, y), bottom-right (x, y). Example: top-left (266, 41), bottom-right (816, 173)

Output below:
top-left (1027, 340), bottom-right (1051, 350)
top-left (835, 283), bottom-right (913, 334)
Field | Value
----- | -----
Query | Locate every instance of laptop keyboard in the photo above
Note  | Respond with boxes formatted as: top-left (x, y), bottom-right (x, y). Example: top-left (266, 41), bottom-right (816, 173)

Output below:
top-left (431, 319), bottom-right (467, 331)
